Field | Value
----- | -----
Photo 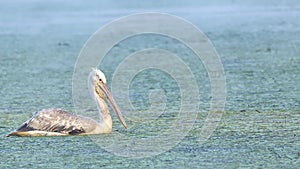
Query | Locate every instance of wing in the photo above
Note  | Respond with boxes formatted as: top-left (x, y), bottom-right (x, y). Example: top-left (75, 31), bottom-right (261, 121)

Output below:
top-left (16, 109), bottom-right (86, 135)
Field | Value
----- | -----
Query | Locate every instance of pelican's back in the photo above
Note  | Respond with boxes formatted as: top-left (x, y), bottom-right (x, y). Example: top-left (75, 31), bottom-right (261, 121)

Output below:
top-left (7, 109), bottom-right (99, 136)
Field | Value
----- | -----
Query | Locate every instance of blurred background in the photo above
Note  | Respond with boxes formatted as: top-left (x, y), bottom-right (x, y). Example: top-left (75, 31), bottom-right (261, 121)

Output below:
top-left (0, 0), bottom-right (299, 168)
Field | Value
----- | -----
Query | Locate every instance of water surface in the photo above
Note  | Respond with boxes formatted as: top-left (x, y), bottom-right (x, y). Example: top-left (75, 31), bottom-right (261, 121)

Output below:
top-left (0, 0), bottom-right (299, 168)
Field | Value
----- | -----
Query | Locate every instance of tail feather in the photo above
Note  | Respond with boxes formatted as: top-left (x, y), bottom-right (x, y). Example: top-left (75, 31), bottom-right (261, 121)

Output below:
top-left (7, 122), bottom-right (36, 137)
top-left (6, 131), bottom-right (21, 137)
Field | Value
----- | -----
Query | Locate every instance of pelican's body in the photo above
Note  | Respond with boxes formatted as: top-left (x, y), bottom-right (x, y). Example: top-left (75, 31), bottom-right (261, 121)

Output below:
top-left (7, 68), bottom-right (127, 137)
top-left (8, 109), bottom-right (110, 137)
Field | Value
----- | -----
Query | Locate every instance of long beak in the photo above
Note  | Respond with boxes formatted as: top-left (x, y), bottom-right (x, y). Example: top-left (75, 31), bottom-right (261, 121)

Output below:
top-left (99, 83), bottom-right (128, 129)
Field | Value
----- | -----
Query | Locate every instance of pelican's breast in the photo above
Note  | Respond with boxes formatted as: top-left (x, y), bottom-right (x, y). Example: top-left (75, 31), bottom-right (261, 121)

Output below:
top-left (77, 115), bottom-right (112, 134)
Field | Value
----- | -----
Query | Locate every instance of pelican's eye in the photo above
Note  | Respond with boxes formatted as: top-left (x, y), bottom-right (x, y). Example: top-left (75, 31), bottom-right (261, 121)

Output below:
top-left (98, 77), bottom-right (104, 83)
top-left (96, 74), bottom-right (102, 83)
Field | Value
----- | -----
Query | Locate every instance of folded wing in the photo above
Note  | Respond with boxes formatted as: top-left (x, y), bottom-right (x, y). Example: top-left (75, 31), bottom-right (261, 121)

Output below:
top-left (14, 109), bottom-right (86, 135)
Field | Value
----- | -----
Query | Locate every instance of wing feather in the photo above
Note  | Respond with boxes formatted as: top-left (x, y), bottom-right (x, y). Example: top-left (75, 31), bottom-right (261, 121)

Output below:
top-left (16, 109), bottom-right (86, 135)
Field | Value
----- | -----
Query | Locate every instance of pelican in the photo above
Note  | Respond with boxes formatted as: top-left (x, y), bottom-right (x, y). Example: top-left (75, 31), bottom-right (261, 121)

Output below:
top-left (7, 68), bottom-right (128, 137)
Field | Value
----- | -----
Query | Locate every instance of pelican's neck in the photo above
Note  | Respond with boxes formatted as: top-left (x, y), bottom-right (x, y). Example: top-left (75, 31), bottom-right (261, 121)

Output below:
top-left (96, 97), bottom-right (112, 130)
top-left (88, 82), bottom-right (112, 131)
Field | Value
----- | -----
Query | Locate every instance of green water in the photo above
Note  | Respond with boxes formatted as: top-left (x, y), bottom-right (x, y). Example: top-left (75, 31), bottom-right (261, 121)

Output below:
top-left (1, 0), bottom-right (300, 168)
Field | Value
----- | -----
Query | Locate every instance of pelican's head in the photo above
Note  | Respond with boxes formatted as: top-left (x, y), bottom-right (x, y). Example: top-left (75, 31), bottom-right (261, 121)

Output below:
top-left (89, 68), bottom-right (107, 84)
top-left (88, 68), bottom-right (128, 129)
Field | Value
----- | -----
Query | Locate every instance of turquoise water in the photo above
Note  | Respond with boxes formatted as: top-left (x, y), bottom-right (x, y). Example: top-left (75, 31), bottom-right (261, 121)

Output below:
top-left (1, 0), bottom-right (300, 168)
